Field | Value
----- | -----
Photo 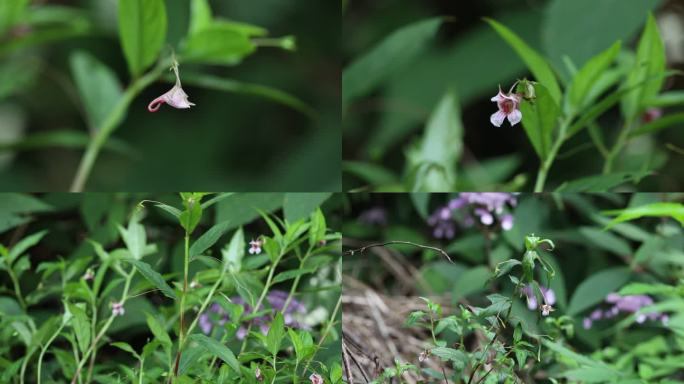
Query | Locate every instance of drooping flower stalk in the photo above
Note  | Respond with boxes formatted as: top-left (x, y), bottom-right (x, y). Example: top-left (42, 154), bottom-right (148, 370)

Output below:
top-left (147, 59), bottom-right (195, 112)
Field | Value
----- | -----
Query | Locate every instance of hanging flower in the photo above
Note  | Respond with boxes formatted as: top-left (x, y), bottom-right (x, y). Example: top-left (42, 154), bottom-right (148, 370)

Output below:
top-left (255, 367), bottom-right (263, 382)
top-left (82, 268), bottom-right (94, 281)
top-left (309, 373), bottom-right (324, 384)
top-left (111, 301), bottom-right (125, 316)
top-left (490, 86), bottom-right (522, 127)
top-left (147, 60), bottom-right (195, 112)
top-left (249, 239), bottom-right (263, 255)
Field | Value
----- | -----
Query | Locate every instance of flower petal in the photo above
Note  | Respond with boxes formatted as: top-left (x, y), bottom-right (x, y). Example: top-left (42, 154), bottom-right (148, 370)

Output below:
top-left (490, 110), bottom-right (506, 127)
top-left (507, 109), bottom-right (522, 126)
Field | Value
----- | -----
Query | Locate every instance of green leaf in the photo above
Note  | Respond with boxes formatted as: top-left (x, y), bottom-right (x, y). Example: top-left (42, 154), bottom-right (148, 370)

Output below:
top-left (179, 200), bottom-right (202, 234)
top-left (485, 18), bottom-right (561, 103)
top-left (118, 0), bottom-right (167, 77)
top-left (189, 0), bottom-right (212, 35)
top-left (173, 72), bottom-right (316, 117)
top-left (283, 193), bottom-right (331, 223)
top-left (272, 268), bottom-right (316, 284)
top-left (342, 17), bottom-right (442, 105)
top-left (603, 202), bottom-right (684, 227)
top-left (630, 112), bottom-right (684, 137)
top-left (7, 230), bottom-right (48, 265)
top-left (542, 0), bottom-right (660, 78)
top-left (430, 347), bottom-right (467, 369)
top-left (519, 83), bottom-right (560, 160)
top-left (123, 259), bottom-right (176, 300)
top-left (568, 41), bottom-right (621, 110)
top-left (452, 266), bottom-right (490, 303)
top-left (410, 193), bottom-right (430, 220)
top-left (266, 312), bottom-right (285, 356)
top-left (407, 91), bottom-right (463, 192)
top-left (66, 303), bottom-right (90, 355)
top-left (112, 342), bottom-right (141, 360)
top-left (644, 90), bottom-right (684, 107)
top-left (69, 51), bottom-right (123, 131)
top-left (621, 14), bottom-right (666, 119)
top-left (555, 172), bottom-right (643, 192)
top-left (562, 366), bottom-right (622, 382)
top-left (618, 282), bottom-right (677, 296)
top-left (181, 24), bottom-right (255, 66)
top-left (189, 220), bottom-right (231, 258)
top-left (222, 227), bottom-right (245, 273)
top-left (342, 161), bottom-right (399, 186)
top-left (178, 344), bottom-right (206, 375)
top-left (215, 193), bottom-right (284, 230)
top-left (578, 227), bottom-right (632, 256)
top-left (0, 0), bottom-right (28, 36)
top-left (145, 313), bottom-right (172, 348)
top-left (188, 334), bottom-right (241, 375)
top-left (118, 219), bottom-right (147, 260)
top-left (566, 267), bottom-right (631, 315)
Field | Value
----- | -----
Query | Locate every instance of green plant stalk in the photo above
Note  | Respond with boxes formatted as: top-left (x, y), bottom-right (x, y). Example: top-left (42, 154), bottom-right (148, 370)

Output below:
top-left (170, 233), bottom-right (191, 380)
top-left (138, 358), bottom-right (145, 384)
top-left (238, 251), bottom-right (285, 354)
top-left (302, 293), bottom-right (341, 375)
top-left (85, 295), bottom-right (99, 383)
top-left (534, 119), bottom-right (570, 192)
top-left (70, 268), bottom-right (136, 384)
top-left (180, 266), bottom-right (228, 348)
top-left (69, 60), bottom-right (170, 192)
top-left (7, 266), bottom-right (27, 310)
top-left (281, 249), bottom-right (312, 313)
top-left (603, 121), bottom-right (634, 174)
top-left (37, 320), bottom-right (68, 384)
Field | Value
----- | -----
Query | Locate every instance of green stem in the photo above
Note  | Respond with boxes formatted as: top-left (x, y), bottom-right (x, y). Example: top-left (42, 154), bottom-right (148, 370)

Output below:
top-left (37, 321), bottom-right (68, 384)
top-left (603, 121), bottom-right (633, 174)
top-left (70, 269), bottom-right (136, 384)
top-left (7, 266), bottom-right (27, 310)
top-left (302, 294), bottom-right (341, 375)
top-left (533, 120), bottom-right (570, 192)
top-left (281, 250), bottom-right (312, 313)
top-left (238, 252), bottom-right (285, 354)
top-left (171, 233), bottom-right (190, 380)
top-left (69, 60), bottom-right (170, 192)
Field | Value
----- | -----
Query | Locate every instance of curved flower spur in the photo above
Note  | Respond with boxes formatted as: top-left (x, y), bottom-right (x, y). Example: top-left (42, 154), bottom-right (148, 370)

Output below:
top-left (147, 59), bottom-right (195, 112)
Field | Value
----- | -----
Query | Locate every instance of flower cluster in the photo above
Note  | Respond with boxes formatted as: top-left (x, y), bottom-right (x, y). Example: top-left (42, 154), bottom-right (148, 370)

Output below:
top-left (426, 193), bottom-right (517, 239)
top-left (583, 292), bottom-right (668, 329)
top-left (199, 290), bottom-right (308, 338)
top-left (522, 284), bottom-right (556, 316)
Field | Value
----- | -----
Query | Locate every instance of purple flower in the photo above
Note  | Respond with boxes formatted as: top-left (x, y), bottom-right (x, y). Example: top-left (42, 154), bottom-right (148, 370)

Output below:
top-left (358, 207), bottom-right (388, 227)
top-left (199, 290), bottom-right (308, 338)
top-left (490, 86), bottom-right (522, 127)
top-left (582, 292), bottom-right (668, 329)
top-left (426, 193), bottom-right (517, 239)
top-left (522, 285), bottom-right (556, 313)
top-left (249, 239), bottom-right (263, 255)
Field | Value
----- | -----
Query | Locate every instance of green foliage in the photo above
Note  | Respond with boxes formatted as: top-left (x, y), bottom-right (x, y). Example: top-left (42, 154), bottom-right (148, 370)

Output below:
top-left (117, 0), bottom-right (167, 77)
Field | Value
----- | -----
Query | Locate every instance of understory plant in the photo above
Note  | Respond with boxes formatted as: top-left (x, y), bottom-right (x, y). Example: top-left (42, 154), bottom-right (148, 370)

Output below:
top-left (0, 192), bottom-right (342, 383)
top-left (0, 0), bottom-right (308, 191)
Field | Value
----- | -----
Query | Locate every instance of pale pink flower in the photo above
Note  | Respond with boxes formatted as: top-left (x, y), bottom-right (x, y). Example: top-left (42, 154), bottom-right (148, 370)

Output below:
top-left (112, 301), bottom-right (125, 316)
top-left (249, 239), bottom-right (263, 255)
top-left (148, 61), bottom-right (195, 112)
top-left (309, 373), bottom-right (323, 384)
top-left (490, 86), bottom-right (522, 127)
top-left (642, 107), bottom-right (663, 123)
top-left (541, 304), bottom-right (554, 316)
top-left (255, 367), bottom-right (263, 381)
top-left (82, 268), bottom-right (94, 281)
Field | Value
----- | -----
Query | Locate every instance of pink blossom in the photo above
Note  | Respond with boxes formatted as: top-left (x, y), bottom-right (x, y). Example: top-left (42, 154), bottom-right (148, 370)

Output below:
top-left (148, 61), bottom-right (195, 112)
top-left (642, 107), bottom-right (663, 123)
top-left (249, 239), bottom-right (263, 255)
top-left (309, 373), bottom-right (323, 384)
top-left (111, 301), bottom-right (125, 316)
top-left (490, 86), bottom-right (522, 127)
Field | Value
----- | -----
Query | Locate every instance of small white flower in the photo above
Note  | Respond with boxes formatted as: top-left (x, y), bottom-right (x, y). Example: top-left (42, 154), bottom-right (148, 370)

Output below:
top-left (249, 239), bottom-right (263, 255)
top-left (255, 367), bottom-right (263, 381)
top-left (490, 86), bottom-right (522, 127)
top-left (541, 304), bottom-right (554, 316)
top-left (111, 301), bottom-right (125, 317)
top-left (83, 268), bottom-right (94, 281)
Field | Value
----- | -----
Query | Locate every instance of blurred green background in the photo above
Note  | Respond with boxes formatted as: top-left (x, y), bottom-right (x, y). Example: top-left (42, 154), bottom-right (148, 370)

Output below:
top-left (342, 0), bottom-right (684, 191)
top-left (0, 0), bottom-right (340, 191)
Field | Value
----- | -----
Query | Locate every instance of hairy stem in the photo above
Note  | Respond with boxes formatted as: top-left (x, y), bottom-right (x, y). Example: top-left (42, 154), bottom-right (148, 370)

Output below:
top-left (69, 60), bottom-right (170, 192)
